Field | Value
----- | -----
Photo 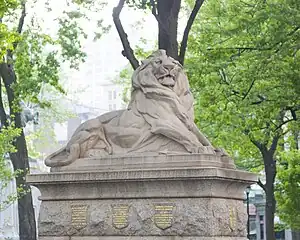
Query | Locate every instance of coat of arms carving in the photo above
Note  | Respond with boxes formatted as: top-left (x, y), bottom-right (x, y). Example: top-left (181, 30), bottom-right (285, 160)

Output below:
top-left (112, 204), bottom-right (129, 229)
top-left (153, 203), bottom-right (175, 230)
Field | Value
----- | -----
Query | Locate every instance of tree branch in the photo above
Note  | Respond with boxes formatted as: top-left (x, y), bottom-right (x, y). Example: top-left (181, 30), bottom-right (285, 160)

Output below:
top-left (242, 78), bottom-right (256, 100)
top-left (257, 178), bottom-right (266, 192)
top-left (248, 134), bottom-right (268, 153)
top-left (244, 129), bottom-right (263, 149)
top-left (250, 138), bottom-right (263, 151)
top-left (285, 105), bottom-right (299, 120)
top-left (0, 63), bottom-right (22, 128)
top-left (269, 134), bottom-right (280, 155)
top-left (112, 0), bottom-right (139, 70)
top-left (149, 0), bottom-right (169, 35)
top-left (12, 1), bottom-right (26, 50)
top-left (206, 26), bottom-right (299, 54)
top-left (150, 0), bottom-right (159, 22)
top-left (17, 1), bottom-right (26, 34)
top-left (274, 118), bottom-right (296, 131)
top-left (178, 0), bottom-right (204, 65)
top-left (0, 78), bottom-right (8, 128)
top-left (207, 47), bottom-right (273, 51)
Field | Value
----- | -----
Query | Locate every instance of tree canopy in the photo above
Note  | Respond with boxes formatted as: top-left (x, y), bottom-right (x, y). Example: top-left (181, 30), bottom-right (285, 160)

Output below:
top-left (185, 0), bottom-right (300, 236)
top-left (276, 150), bottom-right (300, 229)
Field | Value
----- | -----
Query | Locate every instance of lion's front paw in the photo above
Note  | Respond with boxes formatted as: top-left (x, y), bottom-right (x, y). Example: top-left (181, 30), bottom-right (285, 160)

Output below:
top-left (188, 145), bottom-right (217, 154)
top-left (189, 146), bottom-right (206, 153)
top-left (205, 146), bottom-right (217, 155)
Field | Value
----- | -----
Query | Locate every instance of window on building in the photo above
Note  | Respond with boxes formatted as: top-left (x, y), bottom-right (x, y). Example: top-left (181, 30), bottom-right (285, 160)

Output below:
top-left (113, 90), bottom-right (117, 100)
top-left (113, 104), bottom-right (116, 110)
top-left (109, 104), bottom-right (112, 111)
top-left (260, 215), bottom-right (264, 240)
top-left (260, 224), bottom-right (264, 240)
top-left (108, 91), bottom-right (112, 100)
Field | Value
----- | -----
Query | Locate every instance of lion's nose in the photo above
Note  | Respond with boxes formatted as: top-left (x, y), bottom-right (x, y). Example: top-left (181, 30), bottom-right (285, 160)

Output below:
top-left (163, 63), bottom-right (173, 71)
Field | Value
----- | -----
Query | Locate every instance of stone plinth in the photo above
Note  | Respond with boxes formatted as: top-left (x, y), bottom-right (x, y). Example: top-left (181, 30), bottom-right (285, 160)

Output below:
top-left (50, 153), bottom-right (236, 172)
top-left (26, 154), bottom-right (257, 240)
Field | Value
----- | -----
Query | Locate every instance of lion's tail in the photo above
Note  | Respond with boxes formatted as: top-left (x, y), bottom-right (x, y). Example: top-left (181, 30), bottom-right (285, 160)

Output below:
top-left (44, 147), bottom-right (73, 167)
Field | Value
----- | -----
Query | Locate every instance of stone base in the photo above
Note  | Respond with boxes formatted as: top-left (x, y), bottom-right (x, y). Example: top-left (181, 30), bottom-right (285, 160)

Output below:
top-left (36, 197), bottom-right (246, 236)
top-left (50, 153), bottom-right (236, 172)
top-left (39, 237), bottom-right (246, 240)
top-left (27, 155), bottom-right (256, 239)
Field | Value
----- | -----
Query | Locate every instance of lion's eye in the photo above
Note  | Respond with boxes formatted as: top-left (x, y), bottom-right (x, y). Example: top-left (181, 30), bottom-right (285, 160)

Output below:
top-left (155, 59), bottom-right (162, 64)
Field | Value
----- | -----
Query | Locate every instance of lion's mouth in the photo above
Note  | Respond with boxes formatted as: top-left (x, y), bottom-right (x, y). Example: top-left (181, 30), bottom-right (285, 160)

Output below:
top-left (158, 74), bottom-right (176, 87)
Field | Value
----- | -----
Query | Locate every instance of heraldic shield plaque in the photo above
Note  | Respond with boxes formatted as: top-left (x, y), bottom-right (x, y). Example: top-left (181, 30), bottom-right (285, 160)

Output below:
top-left (153, 203), bottom-right (175, 230)
top-left (112, 204), bottom-right (130, 229)
top-left (71, 204), bottom-right (88, 230)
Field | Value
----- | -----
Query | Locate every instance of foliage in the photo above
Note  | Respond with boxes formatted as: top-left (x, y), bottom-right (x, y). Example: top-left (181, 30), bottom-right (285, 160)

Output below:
top-left (274, 222), bottom-right (286, 232)
top-left (185, 0), bottom-right (300, 235)
top-left (0, 126), bottom-right (21, 212)
top-left (125, 0), bottom-right (151, 10)
top-left (0, 0), bottom-right (19, 58)
top-left (276, 149), bottom-right (300, 230)
top-left (186, 0), bottom-right (300, 169)
top-left (114, 65), bottom-right (133, 105)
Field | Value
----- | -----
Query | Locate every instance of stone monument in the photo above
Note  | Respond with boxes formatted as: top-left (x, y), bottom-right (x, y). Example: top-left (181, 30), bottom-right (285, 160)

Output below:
top-left (27, 50), bottom-right (257, 240)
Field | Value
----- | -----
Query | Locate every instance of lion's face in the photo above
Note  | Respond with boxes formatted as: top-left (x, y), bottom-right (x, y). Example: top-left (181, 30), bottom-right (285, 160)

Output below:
top-left (139, 52), bottom-right (183, 89)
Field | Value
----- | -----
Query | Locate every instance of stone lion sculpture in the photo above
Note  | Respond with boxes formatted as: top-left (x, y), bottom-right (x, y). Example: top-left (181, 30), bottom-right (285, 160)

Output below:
top-left (45, 50), bottom-right (223, 167)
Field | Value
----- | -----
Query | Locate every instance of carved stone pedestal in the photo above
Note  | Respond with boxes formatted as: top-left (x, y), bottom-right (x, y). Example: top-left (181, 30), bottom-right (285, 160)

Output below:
top-left (27, 154), bottom-right (257, 240)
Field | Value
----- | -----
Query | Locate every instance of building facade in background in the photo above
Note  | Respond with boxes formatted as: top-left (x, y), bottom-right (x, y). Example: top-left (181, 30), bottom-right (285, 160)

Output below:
top-left (246, 185), bottom-right (297, 240)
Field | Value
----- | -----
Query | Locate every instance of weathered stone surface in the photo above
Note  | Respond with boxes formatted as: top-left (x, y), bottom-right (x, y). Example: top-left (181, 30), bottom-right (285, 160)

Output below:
top-left (40, 237), bottom-right (247, 240)
top-left (27, 163), bottom-right (257, 238)
top-left (37, 198), bottom-right (246, 237)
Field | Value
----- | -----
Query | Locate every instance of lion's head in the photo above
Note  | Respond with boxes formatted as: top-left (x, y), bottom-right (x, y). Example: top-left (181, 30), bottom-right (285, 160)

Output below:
top-left (132, 49), bottom-right (183, 89)
top-left (130, 50), bottom-right (194, 118)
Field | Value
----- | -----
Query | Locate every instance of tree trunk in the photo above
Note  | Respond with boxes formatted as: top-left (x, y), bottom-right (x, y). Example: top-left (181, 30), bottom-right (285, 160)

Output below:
top-left (292, 230), bottom-right (300, 240)
top-left (263, 151), bottom-right (277, 240)
top-left (10, 131), bottom-right (37, 240)
top-left (0, 62), bottom-right (37, 240)
top-left (157, 0), bottom-right (181, 60)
